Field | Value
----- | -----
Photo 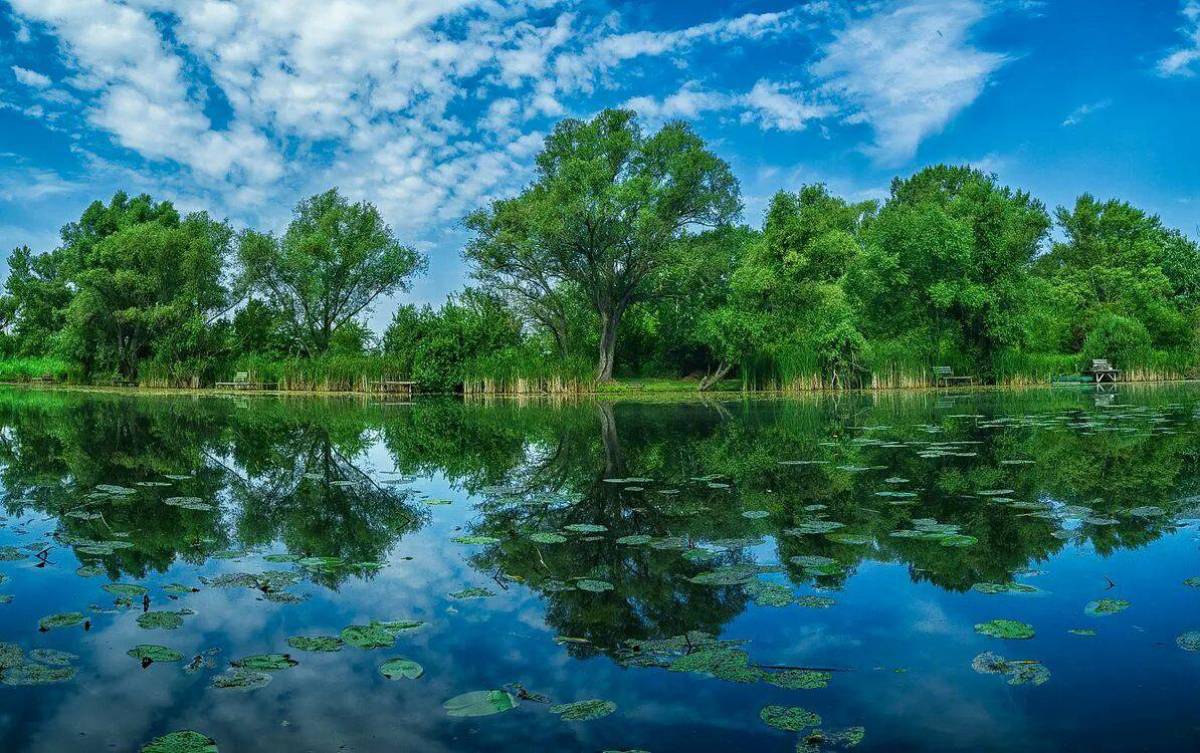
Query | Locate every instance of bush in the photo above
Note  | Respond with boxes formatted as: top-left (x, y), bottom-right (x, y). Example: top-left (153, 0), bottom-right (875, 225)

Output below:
top-left (1081, 313), bottom-right (1152, 368)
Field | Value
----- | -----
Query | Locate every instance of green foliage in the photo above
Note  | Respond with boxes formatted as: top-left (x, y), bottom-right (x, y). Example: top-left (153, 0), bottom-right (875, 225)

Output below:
top-left (238, 189), bottom-right (426, 356)
top-left (465, 108), bottom-right (741, 380)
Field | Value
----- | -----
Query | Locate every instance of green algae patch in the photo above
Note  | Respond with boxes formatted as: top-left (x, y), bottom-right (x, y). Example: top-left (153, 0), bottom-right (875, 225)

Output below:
top-left (379, 657), bottom-right (424, 680)
top-left (576, 579), bottom-right (614, 592)
top-left (669, 646), bottom-right (763, 684)
top-left (760, 705), bottom-right (821, 732)
top-left (798, 727), bottom-right (866, 752)
top-left (550, 699), bottom-right (616, 721)
top-left (1, 661), bottom-right (77, 686)
top-left (444, 689), bottom-right (519, 717)
top-left (137, 611), bottom-right (189, 630)
top-left (38, 612), bottom-right (85, 631)
top-left (341, 623), bottom-right (396, 649)
top-left (1184, 577), bottom-right (1200, 588)
top-left (232, 654), bottom-right (297, 671)
top-left (971, 582), bottom-right (1040, 595)
top-left (1177, 631), bottom-right (1200, 651)
top-left (744, 580), bottom-right (794, 607)
top-left (140, 730), bottom-right (218, 753)
top-left (103, 583), bottom-right (149, 597)
top-left (29, 649), bottom-right (76, 666)
top-left (128, 645), bottom-right (184, 664)
top-left (763, 669), bottom-right (831, 690)
top-left (563, 523), bottom-right (607, 533)
top-left (975, 619), bottom-right (1035, 640)
top-left (449, 587), bottom-right (494, 600)
top-left (451, 535), bottom-right (501, 545)
top-left (1084, 599), bottom-right (1130, 617)
top-left (210, 668), bottom-right (272, 691)
top-left (287, 635), bottom-right (343, 652)
top-left (971, 652), bottom-right (1050, 686)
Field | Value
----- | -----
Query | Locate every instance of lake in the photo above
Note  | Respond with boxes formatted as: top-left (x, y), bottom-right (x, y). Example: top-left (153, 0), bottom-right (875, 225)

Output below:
top-left (0, 385), bottom-right (1197, 752)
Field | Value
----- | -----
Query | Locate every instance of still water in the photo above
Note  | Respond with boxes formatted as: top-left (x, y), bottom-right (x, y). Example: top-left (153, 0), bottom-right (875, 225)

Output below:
top-left (0, 385), bottom-right (1197, 752)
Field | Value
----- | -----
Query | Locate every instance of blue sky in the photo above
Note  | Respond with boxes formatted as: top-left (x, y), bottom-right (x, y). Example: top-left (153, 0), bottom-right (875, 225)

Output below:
top-left (1, 0), bottom-right (1198, 328)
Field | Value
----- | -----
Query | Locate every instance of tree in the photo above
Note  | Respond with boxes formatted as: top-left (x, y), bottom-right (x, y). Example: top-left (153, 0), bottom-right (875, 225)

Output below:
top-left (850, 166), bottom-right (1050, 370)
top-left (239, 189), bottom-right (426, 356)
top-left (465, 109), bottom-right (741, 381)
top-left (27, 192), bottom-right (238, 379)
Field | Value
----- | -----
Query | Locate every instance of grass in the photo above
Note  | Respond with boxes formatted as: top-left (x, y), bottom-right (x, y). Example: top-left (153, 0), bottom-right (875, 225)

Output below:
top-left (0, 357), bottom-right (74, 383)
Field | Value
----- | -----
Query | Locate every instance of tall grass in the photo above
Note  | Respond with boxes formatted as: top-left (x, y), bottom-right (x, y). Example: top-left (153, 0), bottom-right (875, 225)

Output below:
top-left (0, 357), bottom-right (75, 383)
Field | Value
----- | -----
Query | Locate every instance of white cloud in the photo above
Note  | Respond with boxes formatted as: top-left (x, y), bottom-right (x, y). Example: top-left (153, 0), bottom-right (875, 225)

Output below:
top-left (1062, 99), bottom-right (1111, 127)
top-left (626, 78), bottom-right (834, 133)
top-left (1158, 0), bottom-right (1200, 77)
top-left (812, 0), bottom-right (1009, 165)
top-left (11, 64), bottom-right (51, 88)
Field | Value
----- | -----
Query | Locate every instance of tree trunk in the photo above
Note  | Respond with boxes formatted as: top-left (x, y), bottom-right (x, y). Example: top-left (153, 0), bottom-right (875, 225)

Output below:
top-left (698, 360), bottom-right (733, 391)
top-left (596, 309), bottom-right (621, 382)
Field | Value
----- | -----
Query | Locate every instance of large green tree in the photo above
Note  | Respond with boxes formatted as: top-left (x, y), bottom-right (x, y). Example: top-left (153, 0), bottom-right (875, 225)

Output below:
top-left (849, 166), bottom-right (1051, 371)
top-left (239, 189), bottom-right (426, 356)
top-left (464, 109), bottom-right (741, 381)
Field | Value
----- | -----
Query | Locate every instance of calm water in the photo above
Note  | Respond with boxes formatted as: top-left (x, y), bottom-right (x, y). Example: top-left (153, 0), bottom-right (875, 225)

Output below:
top-left (0, 386), bottom-right (1198, 752)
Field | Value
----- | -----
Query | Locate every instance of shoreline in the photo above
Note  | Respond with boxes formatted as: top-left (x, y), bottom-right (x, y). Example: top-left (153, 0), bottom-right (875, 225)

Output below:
top-left (2, 377), bottom-right (1196, 402)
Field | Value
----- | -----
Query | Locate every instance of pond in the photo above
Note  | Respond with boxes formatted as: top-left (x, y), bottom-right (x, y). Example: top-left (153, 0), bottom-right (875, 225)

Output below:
top-left (0, 385), bottom-right (1197, 752)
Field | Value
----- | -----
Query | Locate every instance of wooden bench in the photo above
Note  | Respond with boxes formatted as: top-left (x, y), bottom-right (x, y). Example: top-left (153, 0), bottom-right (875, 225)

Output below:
top-left (110, 376), bottom-right (137, 387)
top-left (932, 366), bottom-right (975, 387)
top-left (215, 372), bottom-right (274, 390)
top-left (29, 373), bottom-right (55, 385)
top-left (375, 380), bottom-right (417, 396)
top-left (1086, 359), bottom-right (1121, 383)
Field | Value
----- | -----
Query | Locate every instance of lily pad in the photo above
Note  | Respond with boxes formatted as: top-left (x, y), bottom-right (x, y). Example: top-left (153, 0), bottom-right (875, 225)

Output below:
top-left (137, 611), bottom-right (187, 630)
top-left (549, 699), bottom-right (616, 721)
top-left (451, 535), bottom-right (501, 545)
top-left (760, 705), bottom-right (821, 731)
top-left (128, 645), bottom-right (184, 664)
top-left (341, 622), bottom-right (396, 649)
top-left (563, 524), bottom-right (607, 533)
top-left (210, 668), bottom-right (271, 691)
top-left (231, 654), bottom-right (297, 671)
top-left (975, 619), bottom-right (1035, 639)
top-left (576, 579), bottom-right (614, 592)
top-left (529, 532), bottom-right (567, 544)
top-left (449, 587), bottom-right (494, 600)
top-left (379, 657), bottom-right (424, 680)
top-left (443, 689), bottom-right (518, 717)
top-left (140, 730), bottom-right (218, 753)
top-left (38, 612), bottom-right (85, 631)
top-left (287, 636), bottom-right (343, 652)
top-left (764, 669), bottom-right (831, 690)
top-left (103, 583), bottom-right (149, 597)
top-left (1084, 599), bottom-right (1130, 617)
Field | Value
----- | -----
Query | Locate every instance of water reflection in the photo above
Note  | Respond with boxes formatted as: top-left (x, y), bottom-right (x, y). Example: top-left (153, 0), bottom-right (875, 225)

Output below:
top-left (0, 386), bottom-right (1198, 751)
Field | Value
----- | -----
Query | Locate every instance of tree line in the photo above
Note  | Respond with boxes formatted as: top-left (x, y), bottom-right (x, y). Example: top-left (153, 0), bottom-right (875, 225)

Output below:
top-left (3, 108), bottom-right (1199, 391)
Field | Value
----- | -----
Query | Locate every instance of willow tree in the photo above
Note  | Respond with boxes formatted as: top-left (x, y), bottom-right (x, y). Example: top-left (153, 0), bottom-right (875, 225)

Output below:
top-left (464, 109), bottom-right (740, 381)
top-left (239, 189), bottom-right (426, 355)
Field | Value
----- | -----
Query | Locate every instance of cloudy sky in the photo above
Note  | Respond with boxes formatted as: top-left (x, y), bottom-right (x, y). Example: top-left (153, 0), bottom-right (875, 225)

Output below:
top-left (1, 0), bottom-right (1198, 324)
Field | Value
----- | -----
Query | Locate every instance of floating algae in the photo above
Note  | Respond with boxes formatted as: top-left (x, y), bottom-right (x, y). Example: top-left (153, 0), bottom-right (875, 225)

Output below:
top-left (975, 620), bottom-right (1035, 639)
top-left (286, 636), bottom-right (343, 652)
top-left (137, 610), bottom-right (191, 630)
top-left (1177, 631), bottom-right (1200, 651)
top-left (210, 668), bottom-right (271, 691)
top-left (797, 727), bottom-right (866, 752)
top-left (1084, 599), bottom-right (1130, 617)
top-left (231, 654), bottom-right (298, 671)
top-left (448, 587), bottom-right (495, 599)
top-left (139, 730), bottom-right (218, 753)
top-left (38, 612), bottom-right (85, 631)
top-left (971, 652), bottom-right (1050, 686)
top-left (763, 669), bottom-right (831, 690)
top-left (550, 699), bottom-right (616, 721)
top-left (128, 645), bottom-right (184, 664)
top-left (760, 705), bottom-right (821, 732)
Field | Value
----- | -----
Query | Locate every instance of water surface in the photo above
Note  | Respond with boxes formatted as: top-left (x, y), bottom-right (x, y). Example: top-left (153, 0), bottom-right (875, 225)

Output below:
top-left (0, 386), bottom-right (1197, 752)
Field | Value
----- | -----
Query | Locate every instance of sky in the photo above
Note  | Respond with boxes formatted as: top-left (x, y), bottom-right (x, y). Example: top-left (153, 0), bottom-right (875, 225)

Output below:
top-left (1, 0), bottom-right (1198, 328)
